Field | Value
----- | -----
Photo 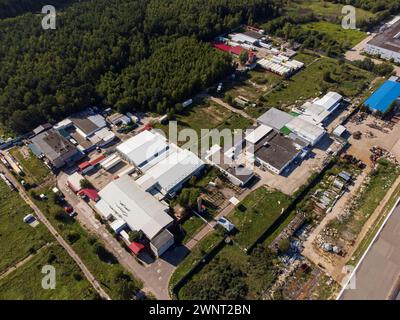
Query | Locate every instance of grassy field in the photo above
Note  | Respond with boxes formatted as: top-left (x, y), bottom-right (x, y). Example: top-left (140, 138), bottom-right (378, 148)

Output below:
top-left (31, 186), bottom-right (143, 299)
top-left (286, 0), bottom-right (375, 24)
top-left (0, 181), bottom-right (52, 273)
top-left (229, 187), bottom-right (292, 249)
top-left (10, 147), bottom-right (51, 186)
top-left (170, 232), bottom-right (223, 293)
top-left (178, 240), bottom-right (279, 300)
top-left (248, 53), bottom-right (374, 117)
top-left (0, 244), bottom-right (96, 300)
top-left (301, 21), bottom-right (366, 47)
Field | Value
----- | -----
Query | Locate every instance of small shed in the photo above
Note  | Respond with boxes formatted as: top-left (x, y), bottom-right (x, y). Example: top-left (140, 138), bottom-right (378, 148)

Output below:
top-left (78, 189), bottom-right (100, 202)
top-left (333, 125), bottom-right (347, 137)
top-left (128, 242), bottom-right (145, 255)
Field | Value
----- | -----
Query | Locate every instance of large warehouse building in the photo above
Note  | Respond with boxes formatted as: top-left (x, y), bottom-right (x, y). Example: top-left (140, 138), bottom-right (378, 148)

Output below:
top-left (364, 79), bottom-right (400, 114)
top-left (364, 19), bottom-right (400, 63)
top-left (96, 175), bottom-right (175, 257)
top-left (117, 130), bottom-right (169, 172)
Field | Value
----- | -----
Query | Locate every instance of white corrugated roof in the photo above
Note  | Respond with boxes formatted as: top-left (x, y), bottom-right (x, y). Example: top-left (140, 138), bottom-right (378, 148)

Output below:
top-left (117, 131), bottom-right (169, 168)
top-left (245, 125), bottom-right (273, 144)
top-left (136, 149), bottom-right (204, 194)
top-left (314, 92), bottom-right (342, 111)
top-left (286, 117), bottom-right (325, 143)
top-left (98, 175), bottom-right (172, 239)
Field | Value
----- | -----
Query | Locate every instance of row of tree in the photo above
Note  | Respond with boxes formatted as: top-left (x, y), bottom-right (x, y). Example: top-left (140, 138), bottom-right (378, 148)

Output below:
top-left (0, 0), bottom-right (281, 133)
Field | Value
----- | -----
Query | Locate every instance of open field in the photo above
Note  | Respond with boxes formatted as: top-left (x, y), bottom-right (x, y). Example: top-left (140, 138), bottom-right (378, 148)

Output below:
top-left (286, 0), bottom-right (375, 24)
top-left (10, 147), bottom-right (51, 186)
top-left (170, 232), bottom-right (223, 292)
top-left (0, 244), bottom-right (96, 300)
top-left (301, 21), bottom-right (367, 47)
top-left (0, 181), bottom-right (52, 273)
top-left (229, 187), bottom-right (292, 249)
top-left (178, 240), bottom-right (279, 300)
top-left (248, 54), bottom-right (374, 117)
top-left (32, 186), bottom-right (143, 299)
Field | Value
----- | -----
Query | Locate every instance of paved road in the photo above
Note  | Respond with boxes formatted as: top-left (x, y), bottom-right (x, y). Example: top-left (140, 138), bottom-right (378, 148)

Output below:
top-left (0, 162), bottom-right (111, 300)
top-left (58, 172), bottom-right (188, 300)
top-left (340, 200), bottom-right (400, 300)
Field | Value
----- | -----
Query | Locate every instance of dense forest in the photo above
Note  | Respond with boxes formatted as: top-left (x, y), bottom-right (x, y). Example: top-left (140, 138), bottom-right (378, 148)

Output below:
top-left (0, 0), bottom-right (80, 19)
top-left (328, 0), bottom-right (400, 14)
top-left (0, 0), bottom-right (280, 133)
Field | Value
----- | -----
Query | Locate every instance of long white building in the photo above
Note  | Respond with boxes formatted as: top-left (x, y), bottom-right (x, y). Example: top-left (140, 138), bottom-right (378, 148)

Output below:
top-left (96, 175), bottom-right (174, 257)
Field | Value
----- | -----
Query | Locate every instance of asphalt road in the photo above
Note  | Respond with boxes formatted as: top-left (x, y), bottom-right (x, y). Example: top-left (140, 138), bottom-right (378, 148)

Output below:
top-left (0, 162), bottom-right (111, 300)
top-left (340, 201), bottom-right (400, 300)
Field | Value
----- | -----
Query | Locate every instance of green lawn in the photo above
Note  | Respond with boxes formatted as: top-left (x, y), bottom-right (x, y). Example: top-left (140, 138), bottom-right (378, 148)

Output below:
top-left (286, 0), bottom-right (375, 25)
top-left (302, 21), bottom-right (366, 47)
top-left (229, 187), bottom-right (292, 249)
top-left (31, 186), bottom-right (143, 299)
top-left (10, 147), bottom-right (51, 185)
top-left (0, 180), bottom-right (52, 273)
top-left (0, 245), bottom-right (96, 300)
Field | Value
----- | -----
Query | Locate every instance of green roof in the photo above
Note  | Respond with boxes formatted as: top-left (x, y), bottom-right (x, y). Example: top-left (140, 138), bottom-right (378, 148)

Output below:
top-left (280, 126), bottom-right (292, 135)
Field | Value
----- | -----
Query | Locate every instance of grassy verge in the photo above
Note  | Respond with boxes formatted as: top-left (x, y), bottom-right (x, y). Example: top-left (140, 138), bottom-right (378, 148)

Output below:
top-left (349, 177), bottom-right (400, 266)
top-left (0, 181), bottom-right (52, 273)
top-left (0, 244), bottom-right (96, 300)
top-left (9, 147), bottom-right (51, 185)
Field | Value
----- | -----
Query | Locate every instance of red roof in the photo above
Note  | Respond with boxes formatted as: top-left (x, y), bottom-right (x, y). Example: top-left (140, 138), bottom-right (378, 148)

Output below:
top-left (90, 155), bottom-right (106, 166)
top-left (78, 189), bottom-right (100, 201)
top-left (213, 43), bottom-right (232, 53)
top-left (230, 46), bottom-right (245, 56)
top-left (128, 242), bottom-right (145, 255)
top-left (78, 161), bottom-right (91, 171)
top-left (213, 42), bottom-right (245, 56)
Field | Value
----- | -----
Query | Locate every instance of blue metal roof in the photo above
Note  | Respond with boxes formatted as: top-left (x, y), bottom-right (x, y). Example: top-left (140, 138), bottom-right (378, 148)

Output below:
top-left (364, 80), bottom-right (400, 113)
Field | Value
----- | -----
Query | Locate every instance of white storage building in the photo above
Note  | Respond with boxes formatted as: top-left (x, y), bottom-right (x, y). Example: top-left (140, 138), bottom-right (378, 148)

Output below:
top-left (136, 148), bottom-right (205, 198)
top-left (286, 117), bottom-right (326, 146)
top-left (96, 175), bottom-right (174, 257)
top-left (117, 130), bottom-right (169, 172)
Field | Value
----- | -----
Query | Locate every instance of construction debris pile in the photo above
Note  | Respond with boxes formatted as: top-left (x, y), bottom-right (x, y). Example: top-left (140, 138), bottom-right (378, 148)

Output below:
top-left (370, 146), bottom-right (398, 164)
top-left (269, 212), bottom-right (305, 253)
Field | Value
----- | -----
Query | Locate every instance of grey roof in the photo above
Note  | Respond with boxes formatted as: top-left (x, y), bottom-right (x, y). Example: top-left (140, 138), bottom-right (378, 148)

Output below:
top-left (254, 130), bottom-right (302, 171)
top-left (31, 128), bottom-right (76, 162)
top-left (209, 150), bottom-right (254, 184)
top-left (33, 123), bottom-right (52, 135)
top-left (243, 30), bottom-right (263, 40)
top-left (257, 108), bottom-right (294, 130)
top-left (368, 20), bottom-right (400, 53)
top-left (151, 229), bottom-right (174, 250)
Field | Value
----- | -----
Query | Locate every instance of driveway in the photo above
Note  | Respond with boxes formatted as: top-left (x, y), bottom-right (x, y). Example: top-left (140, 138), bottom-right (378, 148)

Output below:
top-left (57, 172), bottom-right (188, 300)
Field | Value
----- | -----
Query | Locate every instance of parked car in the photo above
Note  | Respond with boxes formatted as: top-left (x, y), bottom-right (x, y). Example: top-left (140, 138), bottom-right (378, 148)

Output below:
top-left (64, 205), bottom-right (76, 217)
top-left (217, 217), bottom-right (235, 232)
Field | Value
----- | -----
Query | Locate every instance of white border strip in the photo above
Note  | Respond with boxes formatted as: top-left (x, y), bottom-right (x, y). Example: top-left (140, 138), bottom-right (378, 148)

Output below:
top-left (336, 197), bottom-right (400, 300)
